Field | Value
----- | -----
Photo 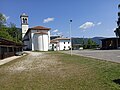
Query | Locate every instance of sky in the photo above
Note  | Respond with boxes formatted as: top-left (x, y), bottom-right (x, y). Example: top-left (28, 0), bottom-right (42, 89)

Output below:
top-left (0, 0), bottom-right (120, 38)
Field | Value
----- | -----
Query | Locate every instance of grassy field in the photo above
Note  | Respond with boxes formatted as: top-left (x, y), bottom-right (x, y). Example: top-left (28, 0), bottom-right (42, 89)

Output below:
top-left (0, 52), bottom-right (120, 90)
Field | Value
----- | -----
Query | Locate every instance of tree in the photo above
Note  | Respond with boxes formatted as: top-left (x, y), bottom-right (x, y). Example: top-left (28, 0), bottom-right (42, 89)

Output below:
top-left (87, 39), bottom-right (92, 48)
top-left (0, 30), bottom-right (13, 41)
top-left (7, 22), bottom-right (22, 42)
top-left (0, 13), bottom-right (6, 28)
top-left (0, 13), bottom-right (13, 41)
top-left (84, 38), bottom-right (97, 49)
top-left (0, 13), bottom-right (22, 43)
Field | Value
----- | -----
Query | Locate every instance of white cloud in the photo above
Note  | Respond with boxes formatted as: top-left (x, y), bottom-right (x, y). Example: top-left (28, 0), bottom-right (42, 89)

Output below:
top-left (97, 22), bottom-right (102, 25)
top-left (79, 22), bottom-right (95, 29)
top-left (53, 29), bottom-right (59, 33)
top-left (3, 14), bottom-right (10, 20)
top-left (43, 17), bottom-right (54, 23)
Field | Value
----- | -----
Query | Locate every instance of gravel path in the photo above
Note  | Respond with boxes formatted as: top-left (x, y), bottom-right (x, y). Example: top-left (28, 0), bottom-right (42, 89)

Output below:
top-left (62, 50), bottom-right (120, 63)
top-left (4, 52), bottom-right (63, 75)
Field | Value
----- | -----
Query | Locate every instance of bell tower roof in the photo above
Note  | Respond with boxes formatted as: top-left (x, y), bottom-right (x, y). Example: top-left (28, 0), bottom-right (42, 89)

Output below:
top-left (20, 13), bottom-right (28, 18)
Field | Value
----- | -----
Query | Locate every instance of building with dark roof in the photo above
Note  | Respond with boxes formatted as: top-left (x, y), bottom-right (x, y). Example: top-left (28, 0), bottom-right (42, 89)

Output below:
top-left (101, 38), bottom-right (120, 49)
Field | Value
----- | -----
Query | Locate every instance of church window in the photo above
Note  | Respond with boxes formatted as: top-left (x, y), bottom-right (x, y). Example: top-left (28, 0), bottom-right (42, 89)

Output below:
top-left (23, 18), bottom-right (25, 23)
top-left (25, 18), bottom-right (27, 24)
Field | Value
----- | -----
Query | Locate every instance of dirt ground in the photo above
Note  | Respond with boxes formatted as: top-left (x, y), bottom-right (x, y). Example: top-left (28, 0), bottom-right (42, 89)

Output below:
top-left (4, 52), bottom-right (63, 74)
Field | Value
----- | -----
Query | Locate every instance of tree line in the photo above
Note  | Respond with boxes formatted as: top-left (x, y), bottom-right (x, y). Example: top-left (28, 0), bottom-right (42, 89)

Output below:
top-left (72, 38), bottom-right (98, 49)
top-left (0, 13), bottom-right (22, 43)
top-left (83, 38), bottom-right (98, 49)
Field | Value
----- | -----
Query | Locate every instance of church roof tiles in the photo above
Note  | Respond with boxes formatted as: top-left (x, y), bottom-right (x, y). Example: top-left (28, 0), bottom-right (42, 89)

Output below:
top-left (29, 26), bottom-right (51, 30)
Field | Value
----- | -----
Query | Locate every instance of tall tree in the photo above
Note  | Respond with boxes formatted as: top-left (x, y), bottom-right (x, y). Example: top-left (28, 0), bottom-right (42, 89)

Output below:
top-left (0, 13), bottom-right (6, 28)
top-left (7, 22), bottom-right (22, 42)
top-left (85, 38), bottom-right (97, 49)
top-left (0, 13), bottom-right (22, 43)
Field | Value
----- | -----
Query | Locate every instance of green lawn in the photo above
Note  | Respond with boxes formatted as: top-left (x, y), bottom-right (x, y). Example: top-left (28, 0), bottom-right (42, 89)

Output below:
top-left (0, 52), bottom-right (120, 90)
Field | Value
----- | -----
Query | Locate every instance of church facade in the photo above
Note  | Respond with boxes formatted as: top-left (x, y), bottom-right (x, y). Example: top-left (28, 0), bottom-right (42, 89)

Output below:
top-left (20, 13), bottom-right (50, 51)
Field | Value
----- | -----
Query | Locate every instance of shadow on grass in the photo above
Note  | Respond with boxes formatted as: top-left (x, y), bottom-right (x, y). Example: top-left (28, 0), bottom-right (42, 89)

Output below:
top-left (113, 79), bottom-right (120, 85)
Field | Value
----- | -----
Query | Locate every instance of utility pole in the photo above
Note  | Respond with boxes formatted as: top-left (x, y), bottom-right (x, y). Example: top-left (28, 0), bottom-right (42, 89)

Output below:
top-left (70, 20), bottom-right (72, 56)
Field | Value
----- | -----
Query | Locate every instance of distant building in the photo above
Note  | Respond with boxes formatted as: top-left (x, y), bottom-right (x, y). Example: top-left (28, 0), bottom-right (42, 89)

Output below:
top-left (20, 13), bottom-right (51, 51)
top-left (50, 38), bottom-right (71, 51)
top-left (71, 37), bottom-right (83, 50)
top-left (50, 35), bottom-right (61, 40)
top-left (101, 38), bottom-right (120, 49)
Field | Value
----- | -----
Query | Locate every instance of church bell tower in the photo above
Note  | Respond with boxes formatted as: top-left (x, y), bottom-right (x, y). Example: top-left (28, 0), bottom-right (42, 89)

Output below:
top-left (20, 13), bottom-right (29, 38)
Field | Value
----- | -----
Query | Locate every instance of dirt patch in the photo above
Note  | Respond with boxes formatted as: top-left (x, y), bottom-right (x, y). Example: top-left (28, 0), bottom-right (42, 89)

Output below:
top-left (5, 52), bottom-right (63, 74)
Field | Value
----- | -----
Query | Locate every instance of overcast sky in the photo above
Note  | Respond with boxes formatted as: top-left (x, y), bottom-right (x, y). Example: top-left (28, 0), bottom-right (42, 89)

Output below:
top-left (0, 0), bottom-right (119, 38)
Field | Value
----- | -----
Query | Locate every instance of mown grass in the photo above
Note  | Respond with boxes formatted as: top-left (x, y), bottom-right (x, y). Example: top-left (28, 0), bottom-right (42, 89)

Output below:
top-left (0, 51), bottom-right (120, 90)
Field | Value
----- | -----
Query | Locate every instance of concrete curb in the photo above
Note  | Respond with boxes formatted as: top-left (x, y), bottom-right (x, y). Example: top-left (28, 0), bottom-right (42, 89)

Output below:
top-left (0, 54), bottom-right (27, 66)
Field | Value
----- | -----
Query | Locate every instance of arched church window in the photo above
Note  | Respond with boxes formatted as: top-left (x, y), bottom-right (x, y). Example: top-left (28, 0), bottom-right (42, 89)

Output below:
top-left (23, 18), bottom-right (25, 23)
top-left (25, 18), bottom-right (27, 24)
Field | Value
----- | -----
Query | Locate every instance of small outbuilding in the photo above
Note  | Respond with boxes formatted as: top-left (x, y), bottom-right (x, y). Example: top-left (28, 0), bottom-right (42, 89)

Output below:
top-left (0, 38), bottom-right (23, 59)
top-left (101, 38), bottom-right (120, 49)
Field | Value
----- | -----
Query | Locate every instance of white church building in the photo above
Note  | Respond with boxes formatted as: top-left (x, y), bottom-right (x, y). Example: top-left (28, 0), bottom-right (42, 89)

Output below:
top-left (20, 13), bottom-right (50, 51)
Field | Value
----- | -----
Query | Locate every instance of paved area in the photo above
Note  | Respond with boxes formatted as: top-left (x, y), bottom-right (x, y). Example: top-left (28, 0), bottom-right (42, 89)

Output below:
top-left (63, 50), bottom-right (120, 63)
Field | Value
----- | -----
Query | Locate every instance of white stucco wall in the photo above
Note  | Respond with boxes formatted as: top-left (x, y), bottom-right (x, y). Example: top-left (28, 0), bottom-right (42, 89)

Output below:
top-left (42, 35), bottom-right (49, 51)
top-left (58, 40), bottom-right (71, 50)
top-left (31, 30), bottom-right (36, 51)
top-left (33, 34), bottom-right (48, 51)
top-left (31, 30), bottom-right (49, 51)
top-left (50, 39), bottom-right (71, 51)
top-left (49, 43), bottom-right (57, 51)
top-left (22, 25), bottom-right (28, 38)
